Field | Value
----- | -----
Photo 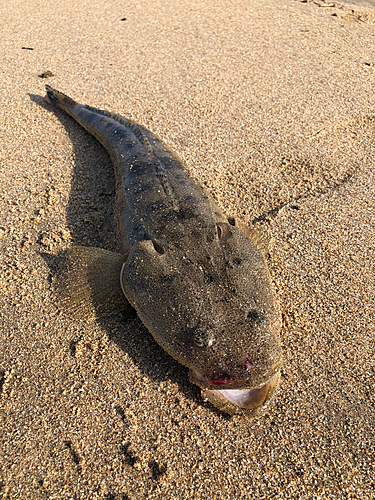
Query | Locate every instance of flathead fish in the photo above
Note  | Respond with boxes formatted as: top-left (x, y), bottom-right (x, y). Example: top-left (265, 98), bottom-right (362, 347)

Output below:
top-left (44, 85), bottom-right (282, 418)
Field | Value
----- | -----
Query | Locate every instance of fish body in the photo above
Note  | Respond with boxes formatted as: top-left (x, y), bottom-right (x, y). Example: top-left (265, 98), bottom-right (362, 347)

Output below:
top-left (45, 85), bottom-right (282, 417)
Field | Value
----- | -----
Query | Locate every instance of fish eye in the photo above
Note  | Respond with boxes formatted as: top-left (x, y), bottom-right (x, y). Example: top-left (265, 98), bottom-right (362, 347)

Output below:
top-left (194, 335), bottom-right (205, 347)
top-left (193, 332), bottom-right (213, 348)
top-left (216, 223), bottom-right (232, 241)
top-left (152, 239), bottom-right (165, 255)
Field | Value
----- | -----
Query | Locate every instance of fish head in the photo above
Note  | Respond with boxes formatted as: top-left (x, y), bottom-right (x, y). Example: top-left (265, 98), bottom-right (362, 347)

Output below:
top-left (121, 226), bottom-right (282, 417)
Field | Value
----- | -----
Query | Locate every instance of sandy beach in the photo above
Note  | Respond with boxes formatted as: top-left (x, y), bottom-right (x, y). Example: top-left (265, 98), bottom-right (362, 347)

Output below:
top-left (1, 0), bottom-right (375, 498)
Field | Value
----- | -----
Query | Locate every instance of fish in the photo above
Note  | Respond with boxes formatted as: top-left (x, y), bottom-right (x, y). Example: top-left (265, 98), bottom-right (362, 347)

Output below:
top-left (44, 85), bottom-right (282, 418)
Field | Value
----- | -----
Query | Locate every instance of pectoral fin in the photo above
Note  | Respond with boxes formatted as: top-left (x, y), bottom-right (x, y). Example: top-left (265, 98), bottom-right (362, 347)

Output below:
top-left (53, 246), bottom-right (133, 319)
top-left (237, 220), bottom-right (271, 258)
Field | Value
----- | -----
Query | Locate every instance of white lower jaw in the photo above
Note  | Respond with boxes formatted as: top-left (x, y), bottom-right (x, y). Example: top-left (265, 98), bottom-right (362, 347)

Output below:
top-left (200, 371), bottom-right (281, 414)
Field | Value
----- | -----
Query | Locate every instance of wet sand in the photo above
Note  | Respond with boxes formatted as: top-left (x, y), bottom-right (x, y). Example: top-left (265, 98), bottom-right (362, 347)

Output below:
top-left (1, 0), bottom-right (375, 498)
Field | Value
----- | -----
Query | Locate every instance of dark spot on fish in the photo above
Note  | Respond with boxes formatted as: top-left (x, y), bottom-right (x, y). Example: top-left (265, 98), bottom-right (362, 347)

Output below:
top-left (205, 232), bottom-right (214, 244)
top-left (160, 274), bottom-right (175, 284)
top-left (247, 309), bottom-right (268, 328)
top-left (152, 239), bottom-right (164, 254)
top-left (291, 205), bottom-right (299, 210)
top-left (177, 205), bottom-right (196, 220)
top-left (203, 272), bottom-right (214, 284)
top-left (247, 310), bottom-right (260, 321)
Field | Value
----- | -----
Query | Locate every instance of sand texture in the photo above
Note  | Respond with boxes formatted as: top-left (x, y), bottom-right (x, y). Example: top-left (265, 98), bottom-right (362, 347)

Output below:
top-left (1, 0), bottom-right (375, 498)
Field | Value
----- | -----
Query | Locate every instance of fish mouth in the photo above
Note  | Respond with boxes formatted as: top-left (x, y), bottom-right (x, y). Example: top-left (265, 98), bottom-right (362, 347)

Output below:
top-left (203, 371), bottom-right (280, 411)
top-left (190, 368), bottom-right (281, 415)
top-left (206, 373), bottom-right (236, 386)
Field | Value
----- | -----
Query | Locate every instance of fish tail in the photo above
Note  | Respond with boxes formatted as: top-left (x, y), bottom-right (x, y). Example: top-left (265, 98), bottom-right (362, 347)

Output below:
top-left (44, 84), bottom-right (77, 111)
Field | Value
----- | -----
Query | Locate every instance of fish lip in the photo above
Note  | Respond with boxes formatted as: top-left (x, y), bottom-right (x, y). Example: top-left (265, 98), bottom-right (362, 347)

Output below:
top-left (189, 368), bottom-right (235, 389)
top-left (189, 368), bottom-right (239, 389)
top-left (206, 373), bottom-right (236, 386)
top-left (189, 366), bottom-right (280, 391)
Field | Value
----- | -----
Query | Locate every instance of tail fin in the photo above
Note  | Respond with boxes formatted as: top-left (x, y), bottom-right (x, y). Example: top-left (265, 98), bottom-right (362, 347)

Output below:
top-left (44, 85), bottom-right (77, 111)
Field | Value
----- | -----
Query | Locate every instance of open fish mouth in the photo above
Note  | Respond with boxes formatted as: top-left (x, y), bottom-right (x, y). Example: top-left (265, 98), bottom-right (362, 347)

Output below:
top-left (190, 369), bottom-right (281, 416)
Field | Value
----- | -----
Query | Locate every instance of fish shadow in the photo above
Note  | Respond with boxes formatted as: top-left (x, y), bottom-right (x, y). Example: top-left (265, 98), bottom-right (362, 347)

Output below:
top-left (30, 92), bottom-right (221, 416)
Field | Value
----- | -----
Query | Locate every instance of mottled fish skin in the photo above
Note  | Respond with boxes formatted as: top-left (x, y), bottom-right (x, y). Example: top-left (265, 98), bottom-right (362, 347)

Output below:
top-left (45, 85), bottom-right (282, 417)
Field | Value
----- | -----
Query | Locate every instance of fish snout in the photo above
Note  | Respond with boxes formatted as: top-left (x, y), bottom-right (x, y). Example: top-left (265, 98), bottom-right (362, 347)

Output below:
top-left (189, 367), bottom-right (281, 416)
